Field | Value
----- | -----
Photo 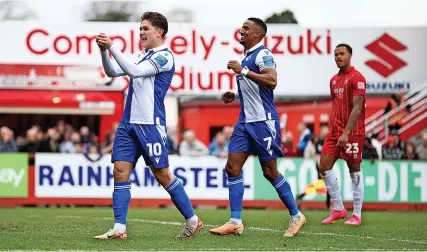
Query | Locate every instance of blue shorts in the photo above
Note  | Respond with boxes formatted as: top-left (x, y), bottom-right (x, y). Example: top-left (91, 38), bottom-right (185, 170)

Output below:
top-left (111, 122), bottom-right (169, 168)
top-left (229, 120), bottom-right (284, 161)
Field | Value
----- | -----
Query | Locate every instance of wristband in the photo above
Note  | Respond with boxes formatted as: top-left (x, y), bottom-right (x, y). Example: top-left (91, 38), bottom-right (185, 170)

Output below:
top-left (241, 67), bottom-right (249, 76)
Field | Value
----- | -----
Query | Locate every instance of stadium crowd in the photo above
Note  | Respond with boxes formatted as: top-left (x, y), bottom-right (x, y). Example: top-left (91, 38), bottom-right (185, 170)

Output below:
top-left (1, 120), bottom-right (426, 161)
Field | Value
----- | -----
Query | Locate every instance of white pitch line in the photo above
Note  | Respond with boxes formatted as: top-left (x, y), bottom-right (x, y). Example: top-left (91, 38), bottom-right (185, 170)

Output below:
top-left (56, 215), bottom-right (427, 245)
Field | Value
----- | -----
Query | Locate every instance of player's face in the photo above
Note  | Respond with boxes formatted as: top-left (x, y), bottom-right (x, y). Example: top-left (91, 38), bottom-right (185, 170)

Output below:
top-left (140, 20), bottom-right (163, 49)
top-left (334, 46), bottom-right (351, 68)
top-left (239, 20), bottom-right (257, 47)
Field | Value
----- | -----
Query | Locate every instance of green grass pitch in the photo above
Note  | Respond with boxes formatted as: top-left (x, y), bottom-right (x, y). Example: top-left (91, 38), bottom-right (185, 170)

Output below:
top-left (0, 207), bottom-right (426, 251)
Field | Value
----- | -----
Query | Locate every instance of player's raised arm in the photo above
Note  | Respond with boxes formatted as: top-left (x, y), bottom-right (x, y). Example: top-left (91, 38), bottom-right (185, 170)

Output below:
top-left (227, 58), bottom-right (277, 89)
top-left (250, 48), bottom-right (277, 89)
top-left (109, 45), bottom-right (173, 78)
top-left (97, 33), bottom-right (126, 77)
top-left (100, 50), bottom-right (126, 77)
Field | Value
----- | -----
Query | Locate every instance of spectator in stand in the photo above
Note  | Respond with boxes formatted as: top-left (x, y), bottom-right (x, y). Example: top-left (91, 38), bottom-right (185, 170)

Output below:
top-left (370, 133), bottom-right (382, 160)
top-left (59, 130), bottom-right (74, 153)
top-left (179, 130), bottom-right (208, 157)
top-left (416, 133), bottom-right (427, 160)
top-left (86, 142), bottom-right (101, 154)
top-left (166, 126), bottom-right (178, 155)
top-left (0, 126), bottom-right (18, 152)
top-left (296, 123), bottom-right (312, 157)
top-left (56, 120), bottom-right (66, 143)
top-left (20, 127), bottom-right (40, 153)
top-left (304, 135), bottom-right (317, 159)
top-left (382, 136), bottom-right (403, 160)
top-left (209, 131), bottom-right (229, 158)
top-left (60, 131), bottom-right (81, 153)
top-left (80, 126), bottom-right (91, 144)
top-left (282, 131), bottom-right (296, 157)
top-left (101, 130), bottom-right (115, 154)
top-left (403, 142), bottom-right (419, 160)
top-left (362, 136), bottom-right (379, 162)
top-left (222, 125), bottom-right (234, 144)
top-left (39, 128), bottom-right (60, 152)
top-left (410, 130), bottom-right (425, 149)
top-left (208, 126), bottom-right (233, 152)
top-left (315, 126), bottom-right (329, 155)
top-left (384, 90), bottom-right (411, 134)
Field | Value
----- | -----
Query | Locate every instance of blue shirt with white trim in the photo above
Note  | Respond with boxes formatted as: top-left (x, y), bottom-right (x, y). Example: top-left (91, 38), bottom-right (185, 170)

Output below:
top-left (237, 42), bottom-right (279, 123)
top-left (119, 45), bottom-right (174, 125)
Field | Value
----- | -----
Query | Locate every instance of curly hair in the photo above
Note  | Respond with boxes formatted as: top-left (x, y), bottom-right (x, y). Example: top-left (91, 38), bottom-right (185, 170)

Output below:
top-left (141, 12), bottom-right (168, 37)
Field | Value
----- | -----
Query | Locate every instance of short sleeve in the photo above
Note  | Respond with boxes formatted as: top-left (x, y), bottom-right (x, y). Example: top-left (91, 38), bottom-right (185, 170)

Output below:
top-left (255, 49), bottom-right (276, 71)
top-left (330, 77), bottom-right (335, 97)
top-left (351, 73), bottom-right (366, 96)
top-left (149, 51), bottom-right (174, 74)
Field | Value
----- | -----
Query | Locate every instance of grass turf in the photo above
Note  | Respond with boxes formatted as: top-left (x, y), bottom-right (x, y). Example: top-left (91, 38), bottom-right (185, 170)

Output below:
top-left (0, 207), bottom-right (426, 251)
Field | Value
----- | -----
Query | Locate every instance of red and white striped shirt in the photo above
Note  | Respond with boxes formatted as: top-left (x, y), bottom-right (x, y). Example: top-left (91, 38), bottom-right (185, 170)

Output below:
top-left (329, 66), bottom-right (366, 136)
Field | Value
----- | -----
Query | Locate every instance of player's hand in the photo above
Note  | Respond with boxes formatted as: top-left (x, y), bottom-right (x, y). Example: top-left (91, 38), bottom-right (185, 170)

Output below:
top-left (221, 91), bottom-right (236, 104)
top-left (337, 133), bottom-right (349, 147)
top-left (227, 60), bottom-right (243, 74)
top-left (96, 33), bottom-right (113, 50)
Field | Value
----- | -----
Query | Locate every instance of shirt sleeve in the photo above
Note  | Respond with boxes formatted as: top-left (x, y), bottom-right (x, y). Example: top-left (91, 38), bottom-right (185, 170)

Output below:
top-left (109, 44), bottom-right (173, 78)
top-left (255, 48), bottom-right (276, 71)
top-left (148, 51), bottom-right (174, 74)
top-left (351, 73), bottom-right (366, 96)
top-left (100, 50), bottom-right (126, 77)
top-left (330, 77), bottom-right (334, 98)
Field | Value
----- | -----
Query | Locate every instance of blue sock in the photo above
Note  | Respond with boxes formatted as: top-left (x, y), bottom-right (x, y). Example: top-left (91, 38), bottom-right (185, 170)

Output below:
top-left (271, 174), bottom-right (299, 216)
top-left (113, 181), bottom-right (131, 224)
top-left (228, 174), bottom-right (244, 219)
top-left (165, 177), bottom-right (195, 219)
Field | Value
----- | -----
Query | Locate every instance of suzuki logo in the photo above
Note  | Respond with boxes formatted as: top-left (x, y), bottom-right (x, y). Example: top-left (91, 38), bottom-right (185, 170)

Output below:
top-left (365, 33), bottom-right (407, 78)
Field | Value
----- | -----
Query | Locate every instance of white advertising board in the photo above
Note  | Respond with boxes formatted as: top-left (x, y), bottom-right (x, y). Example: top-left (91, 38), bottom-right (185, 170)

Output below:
top-left (1, 22), bottom-right (426, 95)
top-left (34, 153), bottom-right (254, 199)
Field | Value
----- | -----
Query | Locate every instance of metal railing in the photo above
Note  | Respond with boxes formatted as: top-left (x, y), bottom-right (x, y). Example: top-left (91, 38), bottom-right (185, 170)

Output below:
top-left (365, 81), bottom-right (427, 143)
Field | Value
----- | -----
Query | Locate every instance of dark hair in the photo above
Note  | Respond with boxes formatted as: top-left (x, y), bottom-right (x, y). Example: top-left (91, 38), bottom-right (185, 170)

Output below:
top-left (247, 17), bottom-right (267, 36)
top-left (141, 12), bottom-right (168, 37)
top-left (336, 43), bottom-right (352, 54)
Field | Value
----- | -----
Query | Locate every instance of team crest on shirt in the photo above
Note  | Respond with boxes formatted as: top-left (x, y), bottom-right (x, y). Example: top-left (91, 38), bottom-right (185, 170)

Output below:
top-left (154, 54), bottom-right (168, 68)
top-left (262, 56), bottom-right (274, 67)
top-left (332, 80), bottom-right (336, 85)
top-left (358, 82), bottom-right (365, 89)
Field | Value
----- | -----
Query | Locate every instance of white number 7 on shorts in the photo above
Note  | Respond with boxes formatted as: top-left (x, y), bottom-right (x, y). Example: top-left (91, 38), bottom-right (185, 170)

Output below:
top-left (263, 137), bottom-right (272, 151)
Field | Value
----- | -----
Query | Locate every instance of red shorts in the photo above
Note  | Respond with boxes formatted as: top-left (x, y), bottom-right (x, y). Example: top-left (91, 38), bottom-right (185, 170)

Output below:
top-left (321, 133), bottom-right (365, 164)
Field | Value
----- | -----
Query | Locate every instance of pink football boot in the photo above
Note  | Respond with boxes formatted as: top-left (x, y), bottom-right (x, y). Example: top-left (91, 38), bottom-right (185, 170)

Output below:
top-left (344, 214), bottom-right (362, 225)
top-left (321, 209), bottom-right (348, 224)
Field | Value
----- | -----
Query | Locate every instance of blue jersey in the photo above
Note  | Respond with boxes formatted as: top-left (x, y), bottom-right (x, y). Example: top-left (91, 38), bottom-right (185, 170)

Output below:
top-left (121, 45), bottom-right (174, 125)
top-left (236, 42), bottom-right (279, 123)
top-left (105, 44), bottom-right (174, 168)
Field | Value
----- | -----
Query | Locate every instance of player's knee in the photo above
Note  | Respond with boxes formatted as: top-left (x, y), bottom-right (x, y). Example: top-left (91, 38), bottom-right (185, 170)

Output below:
top-left (225, 161), bottom-right (241, 177)
top-left (151, 167), bottom-right (174, 187)
top-left (261, 167), bottom-right (279, 182)
top-left (113, 166), bottom-right (131, 182)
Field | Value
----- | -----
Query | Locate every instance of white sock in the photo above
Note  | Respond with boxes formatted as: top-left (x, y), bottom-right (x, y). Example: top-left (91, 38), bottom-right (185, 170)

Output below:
top-left (324, 170), bottom-right (344, 211)
top-left (291, 212), bottom-right (301, 221)
top-left (230, 218), bottom-right (242, 225)
top-left (186, 215), bottom-right (198, 226)
top-left (351, 171), bottom-right (364, 218)
top-left (113, 223), bottom-right (126, 233)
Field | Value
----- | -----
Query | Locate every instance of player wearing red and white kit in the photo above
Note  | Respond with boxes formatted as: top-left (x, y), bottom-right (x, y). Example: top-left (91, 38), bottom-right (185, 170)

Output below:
top-left (319, 44), bottom-right (366, 226)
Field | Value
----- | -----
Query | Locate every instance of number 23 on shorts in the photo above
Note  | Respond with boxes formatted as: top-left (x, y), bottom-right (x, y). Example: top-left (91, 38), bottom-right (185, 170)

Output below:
top-left (345, 143), bottom-right (359, 154)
